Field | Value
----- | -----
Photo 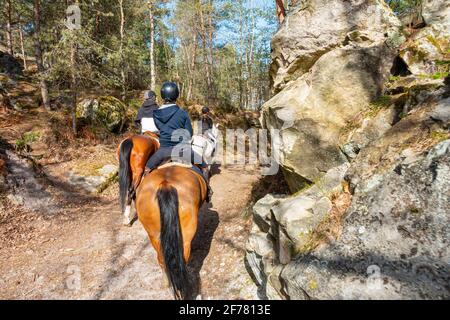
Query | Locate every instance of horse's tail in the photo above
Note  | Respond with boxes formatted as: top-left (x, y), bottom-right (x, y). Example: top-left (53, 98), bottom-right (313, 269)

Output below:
top-left (119, 138), bottom-right (133, 212)
top-left (157, 182), bottom-right (190, 300)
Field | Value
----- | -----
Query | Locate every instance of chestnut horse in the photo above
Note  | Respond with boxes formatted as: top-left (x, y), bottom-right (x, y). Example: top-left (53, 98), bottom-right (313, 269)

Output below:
top-left (135, 164), bottom-right (207, 299)
top-left (117, 132), bottom-right (159, 226)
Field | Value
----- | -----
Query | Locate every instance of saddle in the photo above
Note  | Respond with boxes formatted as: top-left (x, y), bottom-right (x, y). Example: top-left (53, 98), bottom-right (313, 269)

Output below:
top-left (156, 160), bottom-right (206, 183)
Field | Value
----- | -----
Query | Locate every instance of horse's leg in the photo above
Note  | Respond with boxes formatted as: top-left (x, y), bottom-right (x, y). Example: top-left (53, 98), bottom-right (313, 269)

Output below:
top-left (149, 235), bottom-right (171, 289)
top-left (123, 197), bottom-right (134, 226)
top-left (123, 159), bottom-right (145, 226)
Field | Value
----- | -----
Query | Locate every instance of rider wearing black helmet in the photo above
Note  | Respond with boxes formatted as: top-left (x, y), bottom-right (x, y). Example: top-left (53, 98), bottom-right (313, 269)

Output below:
top-left (200, 106), bottom-right (213, 136)
top-left (145, 82), bottom-right (191, 168)
top-left (145, 82), bottom-right (212, 202)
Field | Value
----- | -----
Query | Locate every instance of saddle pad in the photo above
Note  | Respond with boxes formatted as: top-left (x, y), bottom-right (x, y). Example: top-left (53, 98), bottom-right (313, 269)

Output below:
top-left (158, 162), bottom-right (192, 169)
top-left (157, 162), bottom-right (206, 184)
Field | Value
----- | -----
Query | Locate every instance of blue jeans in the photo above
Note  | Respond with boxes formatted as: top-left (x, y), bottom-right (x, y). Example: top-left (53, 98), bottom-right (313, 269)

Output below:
top-left (145, 146), bottom-right (175, 170)
top-left (145, 145), bottom-right (208, 183)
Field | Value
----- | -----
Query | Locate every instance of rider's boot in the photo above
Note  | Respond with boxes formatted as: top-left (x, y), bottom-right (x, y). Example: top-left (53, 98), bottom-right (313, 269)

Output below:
top-left (202, 167), bottom-right (213, 203)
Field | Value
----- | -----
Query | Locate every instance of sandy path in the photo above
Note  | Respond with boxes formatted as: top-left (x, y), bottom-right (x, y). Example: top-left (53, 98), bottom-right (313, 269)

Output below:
top-left (0, 162), bottom-right (261, 300)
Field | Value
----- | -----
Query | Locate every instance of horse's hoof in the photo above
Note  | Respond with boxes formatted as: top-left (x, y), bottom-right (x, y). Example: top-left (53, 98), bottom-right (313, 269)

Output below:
top-left (196, 294), bottom-right (202, 300)
top-left (122, 219), bottom-right (132, 227)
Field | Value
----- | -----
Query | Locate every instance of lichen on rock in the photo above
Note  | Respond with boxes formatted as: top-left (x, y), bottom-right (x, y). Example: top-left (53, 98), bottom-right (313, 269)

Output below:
top-left (76, 96), bottom-right (127, 132)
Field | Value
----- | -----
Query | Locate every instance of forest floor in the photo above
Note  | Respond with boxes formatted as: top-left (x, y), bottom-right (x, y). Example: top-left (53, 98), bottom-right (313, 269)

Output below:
top-left (0, 108), bottom-right (274, 300)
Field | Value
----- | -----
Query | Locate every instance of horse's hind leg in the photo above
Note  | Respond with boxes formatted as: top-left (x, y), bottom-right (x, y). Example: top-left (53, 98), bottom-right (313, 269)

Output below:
top-left (123, 190), bottom-right (138, 226)
top-left (149, 235), bottom-right (171, 289)
top-left (123, 168), bottom-right (143, 226)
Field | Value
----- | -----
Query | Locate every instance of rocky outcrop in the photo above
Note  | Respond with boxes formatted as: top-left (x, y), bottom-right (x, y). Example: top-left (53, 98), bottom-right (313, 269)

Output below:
top-left (270, 0), bottom-right (403, 92)
top-left (248, 81), bottom-right (450, 299)
top-left (280, 139), bottom-right (450, 300)
top-left (262, 0), bottom-right (404, 192)
top-left (0, 73), bottom-right (39, 110)
top-left (68, 164), bottom-right (118, 194)
top-left (246, 164), bottom-right (350, 297)
top-left (399, 0), bottom-right (449, 76)
top-left (247, 0), bottom-right (450, 300)
top-left (0, 51), bottom-right (23, 78)
top-left (76, 96), bottom-right (126, 132)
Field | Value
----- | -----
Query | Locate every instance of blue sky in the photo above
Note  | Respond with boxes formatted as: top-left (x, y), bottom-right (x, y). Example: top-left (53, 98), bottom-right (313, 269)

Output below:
top-left (160, 0), bottom-right (277, 53)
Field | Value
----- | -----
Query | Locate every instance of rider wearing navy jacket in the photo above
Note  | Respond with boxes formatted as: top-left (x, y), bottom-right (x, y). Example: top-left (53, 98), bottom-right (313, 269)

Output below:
top-left (145, 82), bottom-right (192, 170)
top-left (145, 81), bottom-right (212, 202)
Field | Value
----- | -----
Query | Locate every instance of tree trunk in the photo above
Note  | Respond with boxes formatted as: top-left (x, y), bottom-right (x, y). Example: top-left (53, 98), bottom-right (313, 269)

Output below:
top-left (6, 0), bottom-right (14, 55)
top-left (148, 1), bottom-right (156, 91)
top-left (247, 0), bottom-right (256, 109)
top-left (33, 0), bottom-right (51, 110)
top-left (198, 1), bottom-right (212, 100)
top-left (119, 0), bottom-right (126, 101)
top-left (207, 0), bottom-right (215, 101)
top-left (18, 25), bottom-right (27, 71)
top-left (70, 42), bottom-right (77, 135)
top-left (275, 0), bottom-right (286, 24)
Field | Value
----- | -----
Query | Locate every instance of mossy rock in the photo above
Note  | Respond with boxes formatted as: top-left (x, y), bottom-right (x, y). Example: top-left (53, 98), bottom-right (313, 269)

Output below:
top-left (76, 96), bottom-right (126, 132)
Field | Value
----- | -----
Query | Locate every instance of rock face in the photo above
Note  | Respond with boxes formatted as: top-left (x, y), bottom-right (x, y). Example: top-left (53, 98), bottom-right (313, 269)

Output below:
top-left (0, 51), bottom-right (23, 78)
top-left (68, 164), bottom-right (118, 194)
top-left (399, 0), bottom-right (450, 76)
top-left (248, 82), bottom-right (450, 299)
top-left (281, 139), bottom-right (450, 300)
top-left (262, 0), bottom-right (404, 192)
top-left (246, 0), bottom-right (450, 300)
top-left (2, 149), bottom-right (58, 213)
top-left (270, 0), bottom-right (402, 92)
top-left (76, 96), bottom-right (126, 132)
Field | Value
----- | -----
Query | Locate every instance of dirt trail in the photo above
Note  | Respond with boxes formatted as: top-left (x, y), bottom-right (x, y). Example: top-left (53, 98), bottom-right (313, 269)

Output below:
top-left (0, 150), bottom-right (261, 300)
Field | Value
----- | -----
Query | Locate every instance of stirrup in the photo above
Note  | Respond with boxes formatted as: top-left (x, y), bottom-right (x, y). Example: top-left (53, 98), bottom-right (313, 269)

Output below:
top-left (143, 167), bottom-right (152, 176)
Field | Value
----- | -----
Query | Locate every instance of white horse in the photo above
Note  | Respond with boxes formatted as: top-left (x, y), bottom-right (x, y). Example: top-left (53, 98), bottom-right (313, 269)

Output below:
top-left (191, 123), bottom-right (219, 166)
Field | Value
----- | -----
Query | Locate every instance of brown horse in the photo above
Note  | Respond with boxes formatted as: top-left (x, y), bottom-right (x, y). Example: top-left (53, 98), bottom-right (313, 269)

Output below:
top-left (135, 164), bottom-right (207, 299)
top-left (117, 132), bottom-right (159, 226)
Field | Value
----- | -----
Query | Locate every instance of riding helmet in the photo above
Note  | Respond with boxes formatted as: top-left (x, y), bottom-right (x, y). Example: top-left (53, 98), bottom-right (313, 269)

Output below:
top-left (160, 82), bottom-right (179, 102)
top-left (201, 106), bottom-right (210, 114)
top-left (144, 90), bottom-right (156, 100)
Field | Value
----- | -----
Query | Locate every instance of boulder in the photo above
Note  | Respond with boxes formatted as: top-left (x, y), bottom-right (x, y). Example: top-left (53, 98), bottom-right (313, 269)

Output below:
top-left (68, 163), bottom-right (118, 194)
top-left (76, 96), bottom-right (126, 132)
top-left (246, 163), bottom-right (350, 299)
top-left (399, 0), bottom-right (450, 76)
top-left (279, 139), bottom-right (450, 299)
top-left (270, 0), bottom-right (403, 92)
top-left (263, 43), bottom-right (397, 191)
top-left (0, 51), bottom-right (23, 78)
top-left (422, 0), bottom-right (450, 30)
top-left (246, 0), bottom-right (449, 300)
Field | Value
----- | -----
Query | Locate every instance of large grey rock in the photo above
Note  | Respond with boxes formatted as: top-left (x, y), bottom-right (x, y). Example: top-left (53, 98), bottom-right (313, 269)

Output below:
top-left (346, 94), bottom-right (450, 188)
top-left (246, 164), bottom-right (349, 298)
top-left (399, 0), bottom-right (450, 76)
top-left (0, 51), bottom-right (23, 78)
top-left (3, 150), bottom-right (58, 213)
top-left (263, 44), bottom-right (396, 191)
top-left (270, 0), bottom-right (403, 92)
top-left (422, 0), bottom-right (450, 29)
top-left (76, 96), bottom-right (126, 132)
top-left (68, 164), bottom-right (118, 194)
top-left (279, 140), bottom-right (450, 299)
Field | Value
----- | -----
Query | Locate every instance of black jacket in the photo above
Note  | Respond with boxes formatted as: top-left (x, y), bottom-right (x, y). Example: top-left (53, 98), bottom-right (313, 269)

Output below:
top-left (135, 97), bottom-right (158, 129)
top-left (154, 104), bottom-right (193, 148)
top-left (200, 114), bottom-right (213, 135)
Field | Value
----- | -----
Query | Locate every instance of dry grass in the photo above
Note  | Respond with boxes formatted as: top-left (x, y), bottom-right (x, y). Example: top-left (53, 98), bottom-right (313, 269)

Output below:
top-left (297, 187), bottom-right (352, 254)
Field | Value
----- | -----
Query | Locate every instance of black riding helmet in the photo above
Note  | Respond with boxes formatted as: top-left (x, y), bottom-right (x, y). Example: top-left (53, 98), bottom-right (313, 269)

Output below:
top-left (201, 106), bottom-right (210, 114)
top-left (160, 82), bottom-right (179, 103)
